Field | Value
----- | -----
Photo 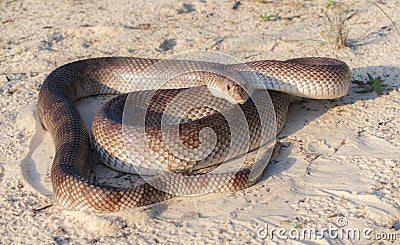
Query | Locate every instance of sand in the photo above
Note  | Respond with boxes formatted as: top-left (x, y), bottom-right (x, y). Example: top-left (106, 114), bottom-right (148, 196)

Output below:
top-left (1, 0), bottom-right (399, 244)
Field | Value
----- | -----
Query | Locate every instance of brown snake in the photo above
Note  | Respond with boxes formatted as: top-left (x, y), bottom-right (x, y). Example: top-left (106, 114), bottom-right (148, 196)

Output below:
top-left (38, 57), bottom-right (350, 211)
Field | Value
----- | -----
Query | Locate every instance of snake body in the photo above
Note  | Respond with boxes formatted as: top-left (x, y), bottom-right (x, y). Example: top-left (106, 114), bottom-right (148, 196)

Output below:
top-left (38, 57), bottom-right (350, 211)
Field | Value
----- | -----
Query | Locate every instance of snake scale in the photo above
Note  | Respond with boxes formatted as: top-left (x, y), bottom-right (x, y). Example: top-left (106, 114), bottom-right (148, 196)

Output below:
top-left (38, 56), bottom-right (350, 211)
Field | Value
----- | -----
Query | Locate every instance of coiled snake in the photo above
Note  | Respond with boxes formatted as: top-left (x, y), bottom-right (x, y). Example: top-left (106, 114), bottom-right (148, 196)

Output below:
top-left (38, 56), bottom-right (350, 211)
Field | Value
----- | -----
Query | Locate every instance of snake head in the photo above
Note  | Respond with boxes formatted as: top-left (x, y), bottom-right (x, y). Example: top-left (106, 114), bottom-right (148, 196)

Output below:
top-left (207, 76), bottom-right (251, 104)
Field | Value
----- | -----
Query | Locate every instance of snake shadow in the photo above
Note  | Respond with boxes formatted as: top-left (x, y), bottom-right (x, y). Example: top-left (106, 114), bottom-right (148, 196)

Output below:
top-left (258, 65), bottom-right (400, 182)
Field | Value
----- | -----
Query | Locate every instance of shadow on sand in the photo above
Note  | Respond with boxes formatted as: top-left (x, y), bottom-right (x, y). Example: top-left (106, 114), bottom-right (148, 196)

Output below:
top-left (259, 65), bottom-right (400, 182)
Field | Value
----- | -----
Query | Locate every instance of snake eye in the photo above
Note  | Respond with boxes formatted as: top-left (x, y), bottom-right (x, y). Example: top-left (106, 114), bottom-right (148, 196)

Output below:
top-left (227, 84), bottom-right (231, 91)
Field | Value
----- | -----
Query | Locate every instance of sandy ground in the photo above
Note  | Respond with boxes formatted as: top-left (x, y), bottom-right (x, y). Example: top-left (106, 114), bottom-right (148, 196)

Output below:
top-left (1, 0), bottom-right (400, 244)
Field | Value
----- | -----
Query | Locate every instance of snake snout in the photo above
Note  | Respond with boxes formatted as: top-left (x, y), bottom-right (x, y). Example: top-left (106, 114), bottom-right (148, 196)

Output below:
top-left (230, 83), bottom-right (250, 104)
top-left (208, 78), bottom-right (249, 104)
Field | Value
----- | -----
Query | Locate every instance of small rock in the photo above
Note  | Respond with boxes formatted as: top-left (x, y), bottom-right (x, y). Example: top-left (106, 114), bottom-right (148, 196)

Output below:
top-left (0, 75), bottom-right (8, 83)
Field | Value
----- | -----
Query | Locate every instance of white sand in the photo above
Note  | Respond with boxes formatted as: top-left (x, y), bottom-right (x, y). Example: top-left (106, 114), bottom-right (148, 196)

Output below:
top-left (1, 0), bottom-right (399, 243)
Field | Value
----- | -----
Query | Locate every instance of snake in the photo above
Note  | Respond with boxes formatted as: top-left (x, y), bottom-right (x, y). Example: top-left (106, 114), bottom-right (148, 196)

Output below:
top-left (38, 56), bottom-right (351, 211)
